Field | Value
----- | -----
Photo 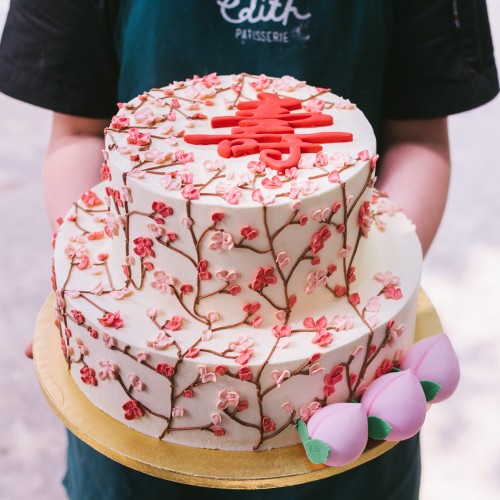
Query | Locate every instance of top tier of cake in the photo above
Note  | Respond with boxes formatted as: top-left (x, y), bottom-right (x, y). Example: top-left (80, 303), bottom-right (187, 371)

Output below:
top-left (98, 73), bottom-right (377, 327)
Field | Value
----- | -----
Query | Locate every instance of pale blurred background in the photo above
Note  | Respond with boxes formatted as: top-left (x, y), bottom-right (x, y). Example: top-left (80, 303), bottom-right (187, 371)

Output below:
top-left (0, 1), bottom-right (499, 498)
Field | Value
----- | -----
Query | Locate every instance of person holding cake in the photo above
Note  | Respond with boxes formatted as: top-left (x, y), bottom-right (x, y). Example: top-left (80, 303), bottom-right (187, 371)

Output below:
top-left (0, 1), bottom-right (497, 499)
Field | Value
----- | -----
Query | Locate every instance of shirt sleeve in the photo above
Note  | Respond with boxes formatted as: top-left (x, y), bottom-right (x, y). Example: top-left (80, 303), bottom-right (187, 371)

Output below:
top-left (0, 0), bottom-right (119, 118)
top-left (382, 0), bottom-right (499, 119)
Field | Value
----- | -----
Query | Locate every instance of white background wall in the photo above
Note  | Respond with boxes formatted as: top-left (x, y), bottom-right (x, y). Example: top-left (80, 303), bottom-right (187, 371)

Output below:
top-left (0, 1), bottom-right (498, 498)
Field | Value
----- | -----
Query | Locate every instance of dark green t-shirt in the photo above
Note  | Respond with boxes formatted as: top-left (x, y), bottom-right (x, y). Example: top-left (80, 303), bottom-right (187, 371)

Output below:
top-left (115, 0), bottom-right (392, 135)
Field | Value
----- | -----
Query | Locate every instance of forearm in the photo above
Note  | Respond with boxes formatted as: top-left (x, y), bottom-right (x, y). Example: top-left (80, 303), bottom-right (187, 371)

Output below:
top-left (43, 113), bottom-right (109, 230)
top-left (376, 118), bottom-right (450, 256)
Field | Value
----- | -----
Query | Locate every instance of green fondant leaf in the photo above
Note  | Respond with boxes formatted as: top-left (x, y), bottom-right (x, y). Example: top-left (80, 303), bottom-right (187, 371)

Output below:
top-left (295, 419), bottom-right (310, 445)
top-left (390, 367), bottom-right (401, 373)
top-left (304, 439), bottom-right (331, 464)
top-left (368, 416), bottom-right (392, 440)
top-left (421, 380), bottom-right (441, 402)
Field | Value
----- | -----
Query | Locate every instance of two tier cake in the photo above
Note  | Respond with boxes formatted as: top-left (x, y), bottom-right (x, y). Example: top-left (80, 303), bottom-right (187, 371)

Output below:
top-left (52, 73), bottom-right (422, 452)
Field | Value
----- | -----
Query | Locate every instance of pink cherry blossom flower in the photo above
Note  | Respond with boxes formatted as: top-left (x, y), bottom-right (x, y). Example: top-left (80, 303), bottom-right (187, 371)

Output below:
top-left (181, 184), bottom-right (200, 200)
top-left (272, 325), bottom-right (292, 338)
top-left (128, 373), bottom-right (145, 391)
top-left (262, 416), bottom-right (276, 433)
top-left (164, 315), bottom-right (183, 331)
top-left (98, 360), bottom-right (118, 380)
top-left (247, 160), bottom-right (266, 174)
top-left (134, 106), bottom-right (156, 126)
top-left (98, 311), bottom-right (124, 329)
top-left (312, 329), bottom-right (333, 346)
top-left (366, 296), bottom-right (381, 312)
top-left (75, 337), bottom-right (88, 355)
top-left (123, 400), bottom-right (144, 420)
top-left (151, 271), bottom-right (176, 294)
top-left (282, 401), bottom-right (295, 415)
top-left (171, 407), bottom-right (184, 418)
top-left (200, 329), bottom-right (212, 341)
top-left (102, 333), bottom-right (117, 349)
top-left (81, 190), bottom-right (103, 207)
top-left (249, 74), bottom-right (271, 91)
top-left (234, 349), bottom-right (254, 365)
top-left (275, 310), bottom-right (286, 324)
top-left (223, 186), bottom-right (242, 205)
top-left (252, 188), bottom-right (275, 205)
top-left (198, 366), bottom-right (217, 384)
top-left (303, 316), bottom-right (328, 330)
top-left (215, 270), bottom-right (241, 282)
top-left (208, 231), bottom-right (234, 252)
top-left (275, 251), bottom-right (291, 270)
top-left (160, 173), bottom-right (182, 190)
top-left (127, 128), bottom-right (151, 146)
top-left (374, 271), bottom-right (400, 287)
top-left (331, 314), bottom-right (354, 331)
top-left (261, 170), bottom-right (283, 189)
top-left (272, 75), bottom-right (305, 92)
top-left (315, 151), bottom-right (329, 167)
top-left (211, 412), bottom-right (222, 425)
top-left (217, 389), bottom-right (240, 410)
top-left (305, 268), bottom-right (328, 295)
top-left (185, 82), bottom-right (216, 100)
top-left (203, 158), bottom-right (225, 171)
top-left (358, 201), bottom-right (372, 237)
top-left (228, 335), bottom-right (253, 353)
top-left (309, 363), bottom-right (325, 375)
top-left (302, 98), bottom-right (326, 113)
top-left (271, 369), bottom-right (291, 388)
top-left (185, 347), bottom-right (200, 359)
top-left (312, 207), bottom-right (331, 222)
top-left (175, 150), bottom-right (194, 164)
top-left (110, 288), bottom-right (131, 300)
top-left (110, 115), bottom-right (130, 130)
top-left (299, 401), bottom-right (322, 423)
top-left (147, 330), bottom-right (174, 350)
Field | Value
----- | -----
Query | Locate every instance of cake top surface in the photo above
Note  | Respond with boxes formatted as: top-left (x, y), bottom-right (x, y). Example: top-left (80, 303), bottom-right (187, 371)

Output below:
top-left (105, 73), bottom-right (376, 208)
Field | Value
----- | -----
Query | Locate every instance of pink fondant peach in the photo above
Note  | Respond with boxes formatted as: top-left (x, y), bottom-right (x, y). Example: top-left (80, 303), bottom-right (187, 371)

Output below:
top-left (361, 370), bottom-right (426, 441)
top-left (307, 403), bottom-right (368, 466)
top-left (400, 333), bottom-right (460, 403)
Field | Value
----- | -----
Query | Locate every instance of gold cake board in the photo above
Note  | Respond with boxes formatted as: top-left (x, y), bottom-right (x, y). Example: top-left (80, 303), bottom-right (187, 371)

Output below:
top-left (33, 290), bottom-right (441, 489)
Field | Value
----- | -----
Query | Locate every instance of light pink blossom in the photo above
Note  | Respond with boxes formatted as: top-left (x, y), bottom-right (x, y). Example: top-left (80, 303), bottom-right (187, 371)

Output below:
top-left (217, 389), bottom-right (240, 410)
top-left (147, 330), bottom-right (174, 350)
top-left (271, 369), bottom-right (291, 388)
top-left (98, 360), bottom-right (118, 380)
top-left (208, 231), bottom-right (234, 252)
top-left (151, 271), bottom-right (176, 293)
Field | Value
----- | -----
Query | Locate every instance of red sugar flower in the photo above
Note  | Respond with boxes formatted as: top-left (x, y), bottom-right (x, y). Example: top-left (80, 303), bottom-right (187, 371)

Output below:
top-left (250, 267), bottom-right (277, 291)
top-left (214, 365), bottom-right (228, 376)
top-left (272, 325), bottom-right (292, 338)
top-left (323, 365), bottom-right (344, 397)
top-left (212, 426), bottom-right (225, 437)
top-left (198, 259), bottom-right (212, 280)
top-left (71, 309), bottom-right (85, 325)
top-left (152, 201), bottom-right (173, 218)
top-left (156, 363), bottom-right (175, 377)
top-left (310, 226), bottom-right (332, 254)
top-left (133, 237), bottom-right (155, 258)
top-left (110, 115), bottom-right (130, 130)
top-left (100, 164), bottom-right (111, 181)
top-left (81, 190), bottom-right (103, 207)
top-left (240, 225), bottom-right (259, 240)
top-left (262, 416), bottom-right (276, 433)
top-left (80, 366), bottom-right (97, 386)
top-left (122, 400), bottom-right (145, 420)
top-left (238, 366), bottom-right (253, 381)
top-left (376, 359), bottom-right (394, 378)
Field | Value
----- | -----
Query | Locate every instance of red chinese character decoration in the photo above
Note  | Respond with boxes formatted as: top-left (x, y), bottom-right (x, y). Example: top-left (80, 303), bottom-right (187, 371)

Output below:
top-left (184, 93), bottom-right (352, 172)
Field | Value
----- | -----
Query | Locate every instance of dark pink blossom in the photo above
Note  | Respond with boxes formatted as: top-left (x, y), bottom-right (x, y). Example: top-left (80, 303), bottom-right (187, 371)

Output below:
top-left (249, 267), bottom-right (277, 291)
top-left (156, 363), bottom-right (175, 377)
top-left (323, 365), bottom-right (344, 397)
top-left (122, 400), bottom-right (144, 420)
top-left (310, 226), bottom-right (331, 254)
top-left (110, 115), bottom-right (130, 130)
top-left (272, 325), bottom-right (292, 338)
top-left (262, 416), bottom-right (276, 433)
top-left (133, 237), bottom-right (155, 258)
top-left (80, 366), bottom-right (97, 386)
top-left (152, 201), bottom-right (173, 218)
top-left (71, 309), bottom-right (85, 325)
top-left (240, 225), bottom-right (259, 240)
top-left (238, 366), bottom-right (253, 381)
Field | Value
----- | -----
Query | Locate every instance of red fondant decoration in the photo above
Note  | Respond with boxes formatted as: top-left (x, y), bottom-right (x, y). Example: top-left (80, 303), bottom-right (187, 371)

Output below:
top-left (184, 92), bottom-right (352, 171)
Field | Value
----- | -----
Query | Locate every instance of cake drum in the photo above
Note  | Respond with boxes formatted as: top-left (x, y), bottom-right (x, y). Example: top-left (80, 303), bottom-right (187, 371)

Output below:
top-left (33, 290), bottom-right (441, 489)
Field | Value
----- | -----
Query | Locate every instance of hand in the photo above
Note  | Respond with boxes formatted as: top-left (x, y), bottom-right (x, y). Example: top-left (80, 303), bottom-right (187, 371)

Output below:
top-left (25, 340), bottom-right (34, 359)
